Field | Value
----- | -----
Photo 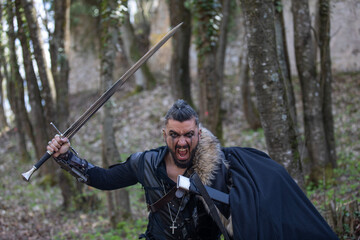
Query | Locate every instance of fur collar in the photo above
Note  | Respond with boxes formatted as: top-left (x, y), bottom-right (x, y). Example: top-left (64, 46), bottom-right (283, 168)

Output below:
top-left (192, 127), bottom-right (224, 185)
top-left (191, 127), bottom-right (233, 236)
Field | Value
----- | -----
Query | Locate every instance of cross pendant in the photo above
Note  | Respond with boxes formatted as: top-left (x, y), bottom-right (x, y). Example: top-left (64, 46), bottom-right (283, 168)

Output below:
top-left (170, 222), bottom-right (177, 234)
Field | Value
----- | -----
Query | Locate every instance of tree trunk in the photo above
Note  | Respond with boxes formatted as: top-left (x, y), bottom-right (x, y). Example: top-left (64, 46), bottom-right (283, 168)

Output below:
top-left (21, 0), bottom-right (55, 127)
top-left (215, 0), bottom-right (231, 141)
top-left (100, 0), bottom-right (132, 228)
top-left (47, 0), bottom-right (83, 210)
top-left (168, 0), bottom-right (194, 107)
top-left (240, 0), bottom-right (304, 188)
top-left (274, 0), bottom-right (309, 168)
top-left (239, 53), bottom-right (261, 130)
top-left (216, 0), bottom-right (231, 83)
top-left (318, 0), bottom-right (337, 168)
top-left (120, 0), bottom-right (156, 91)
top-left (193, 0), bottom-right (223, 139)
top-left (274, 0), bottom-right (297, 126)
top-left (198, 52), bottom-right (221, 136)
top-left (18, 0), bottom-right (57, 177)
top-left (6, 0), bottom-right (32, 162)
top-left (15, 0), bottom-right (49, 159)
top-left (0, 5), bottom-right (9, 131)
top-left (237, 9), bottom-right (261, 130)
top-left (50, 0), bottom-right (70, 131)
top-left (0, 45), bottom-right (10, 132)
top-left (292, 0), bottom-right (330, 184)
top-left (133, 0), bottom-right (151, 56)
top-left (0, 69), bottom-right (7, 131)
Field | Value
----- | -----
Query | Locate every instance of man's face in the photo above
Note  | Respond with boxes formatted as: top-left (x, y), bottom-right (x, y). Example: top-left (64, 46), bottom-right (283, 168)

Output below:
top-left (163, 118), bottom-right (201, 169)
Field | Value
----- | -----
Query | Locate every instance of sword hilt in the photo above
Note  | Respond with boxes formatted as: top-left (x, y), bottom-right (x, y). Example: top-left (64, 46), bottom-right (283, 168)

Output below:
top-left (50, 122), bottom-right (78, 155)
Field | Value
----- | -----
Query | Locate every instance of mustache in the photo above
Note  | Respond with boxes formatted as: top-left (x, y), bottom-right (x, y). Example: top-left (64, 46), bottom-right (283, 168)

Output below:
top-left (176, 145), bottom-right (189, 150)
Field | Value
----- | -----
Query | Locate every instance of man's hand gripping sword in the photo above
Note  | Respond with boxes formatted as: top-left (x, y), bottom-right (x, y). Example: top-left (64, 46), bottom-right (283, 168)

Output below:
top-left (21, 22), bottom-right (183, 182)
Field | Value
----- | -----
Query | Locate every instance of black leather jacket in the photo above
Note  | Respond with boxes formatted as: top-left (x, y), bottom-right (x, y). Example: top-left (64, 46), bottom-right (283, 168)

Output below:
top-left (63, 146), bottom-right (231, 239)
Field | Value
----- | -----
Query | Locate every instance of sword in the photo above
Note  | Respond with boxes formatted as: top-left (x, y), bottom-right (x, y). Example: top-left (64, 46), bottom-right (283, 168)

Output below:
top-left (21, 22), bottom-right (183, 182)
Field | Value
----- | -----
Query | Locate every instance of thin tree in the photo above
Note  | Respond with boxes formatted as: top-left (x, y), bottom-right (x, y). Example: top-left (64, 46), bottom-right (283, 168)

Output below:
top-left (21, 0), bottom-right (55, 127)
top-left (100, 0), bottom-right (132, 227)
top-left (45, 0), bottom-right (83, 209)
top-left (274, 0), bottom-right (297, 126)
top-left (239, 51), bottom-right (261, 130)
top-left (215, 0), bottom-right (232, 140)
top-left (236, 7), bottom-right (261, 130)
top-left (133, 0), bottom-right (152, 56)
top-left (0, 64), bottom-right (7, 131)
top-left (14, 0), bottom-right (48, 159)
top-left (318, 0), bottom-right (336, 168)
top-left (274, 0), bottom-right (309, 167)
top-left (0, 4), bottom-right (9, 131)
top-left (168, 0), bottom-right (194, 106)
top-left (6, 0), bottom-right (32, 162)
top-left (239, 0), bottom-right (304, 187)
top-left (49, 0), bottom-right (71, 132)
top-left (292, 0), bottom-right (332, 184)
top-left (216, 0), bottom-right (231, 85)
top-left (120, 0), bottom-right (156, 91)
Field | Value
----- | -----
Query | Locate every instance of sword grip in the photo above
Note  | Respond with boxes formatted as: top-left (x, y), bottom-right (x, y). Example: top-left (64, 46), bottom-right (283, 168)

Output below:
top-left (22, 150), bottom-right (52, 182)
top-left (35, 150), bottom-right (53, 168)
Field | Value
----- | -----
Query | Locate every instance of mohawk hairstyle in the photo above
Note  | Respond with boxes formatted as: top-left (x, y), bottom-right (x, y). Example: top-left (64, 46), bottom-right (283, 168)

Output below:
top-left (164, 99), bottom-right (199, 126)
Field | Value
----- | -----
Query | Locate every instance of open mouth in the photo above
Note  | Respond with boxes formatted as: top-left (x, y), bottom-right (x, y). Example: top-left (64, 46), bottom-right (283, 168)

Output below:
top-left (176, 146), bottom-right (189, 161)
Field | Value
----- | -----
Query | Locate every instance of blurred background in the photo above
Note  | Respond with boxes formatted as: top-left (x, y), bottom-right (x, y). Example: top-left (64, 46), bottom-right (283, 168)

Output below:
top-left (0, 0), bottom-right (359, 239)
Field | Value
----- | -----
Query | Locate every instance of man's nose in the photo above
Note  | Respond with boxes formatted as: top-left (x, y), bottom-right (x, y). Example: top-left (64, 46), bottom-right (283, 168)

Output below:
top-left (178, 136), bottom-right (187, 146)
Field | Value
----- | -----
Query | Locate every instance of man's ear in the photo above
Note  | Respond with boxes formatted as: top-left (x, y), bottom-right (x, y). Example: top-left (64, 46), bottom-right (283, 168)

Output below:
top-left (199, 128), bottom-right (202, 137)
top-left (162, 129), bottom-right (166, 141)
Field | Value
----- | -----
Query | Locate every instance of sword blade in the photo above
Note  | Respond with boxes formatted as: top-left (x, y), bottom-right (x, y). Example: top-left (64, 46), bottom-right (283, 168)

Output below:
top-left (22, 22), bottom-right (183, 182)
top-left (63, 22), bottom-right (183, 139)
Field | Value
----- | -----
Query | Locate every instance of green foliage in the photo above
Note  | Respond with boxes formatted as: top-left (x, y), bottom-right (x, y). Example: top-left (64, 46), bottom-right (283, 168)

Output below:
top-left (274, 0), bottom-right (283, 13)
top-left (81, 211), bottom-right (147, 240)
top-left (70, 1), bottom-right (101, 27)
top-left (305, 149), bottom-right (359, 238)
top-left (186, 0), bottom-right (222, 57)
top-left (306, 150), bottom-right (360, 206)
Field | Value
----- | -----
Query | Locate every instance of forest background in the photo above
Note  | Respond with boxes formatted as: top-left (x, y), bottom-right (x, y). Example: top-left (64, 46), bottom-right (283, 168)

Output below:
top-left (0, 0), bottom-right (359, 239)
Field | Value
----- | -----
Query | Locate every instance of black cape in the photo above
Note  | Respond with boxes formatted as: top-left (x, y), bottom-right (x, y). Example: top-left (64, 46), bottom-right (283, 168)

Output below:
top-left (224, 147), bottom-right (339, 240)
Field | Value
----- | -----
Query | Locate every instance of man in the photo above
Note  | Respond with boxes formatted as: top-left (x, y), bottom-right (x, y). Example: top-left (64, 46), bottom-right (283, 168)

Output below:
top-left (48, 99), bottom-right (338, 240)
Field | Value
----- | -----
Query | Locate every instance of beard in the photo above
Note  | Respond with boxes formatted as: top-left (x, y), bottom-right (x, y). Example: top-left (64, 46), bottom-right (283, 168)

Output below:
top-left (168, 143), bottom-right (199, 169)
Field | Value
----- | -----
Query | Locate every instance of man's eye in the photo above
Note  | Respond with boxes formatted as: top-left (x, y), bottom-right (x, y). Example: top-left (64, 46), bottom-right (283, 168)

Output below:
top-left (185, 133), bottom-right (194, 138)
top-left (170, 132), bottom-right (178, 138)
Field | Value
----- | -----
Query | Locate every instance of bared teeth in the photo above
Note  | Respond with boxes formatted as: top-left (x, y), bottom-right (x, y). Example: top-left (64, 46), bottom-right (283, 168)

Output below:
top-left (177, 148), bottom-right (188, 157)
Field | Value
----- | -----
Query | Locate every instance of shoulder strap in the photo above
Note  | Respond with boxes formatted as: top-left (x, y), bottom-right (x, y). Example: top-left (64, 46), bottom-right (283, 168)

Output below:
top-left (191, 172), bottom-right (231, 240)
top-left (147, 186), bottom-right (177, 213)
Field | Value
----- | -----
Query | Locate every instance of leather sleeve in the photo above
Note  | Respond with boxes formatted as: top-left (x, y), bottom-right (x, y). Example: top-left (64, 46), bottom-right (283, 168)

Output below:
top-left (86, 152), bottom-right (143, 190)
top-left (54, 151), bottom-right (143, 190)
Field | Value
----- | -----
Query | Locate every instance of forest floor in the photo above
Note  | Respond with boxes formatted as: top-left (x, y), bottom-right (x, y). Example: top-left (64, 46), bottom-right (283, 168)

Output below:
top-left (0, 72), bottom-right (359, 240)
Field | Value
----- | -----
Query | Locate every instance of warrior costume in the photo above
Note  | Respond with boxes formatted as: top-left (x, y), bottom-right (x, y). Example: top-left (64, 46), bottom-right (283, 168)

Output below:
top-left (56, 128), bottom-right (339, 240)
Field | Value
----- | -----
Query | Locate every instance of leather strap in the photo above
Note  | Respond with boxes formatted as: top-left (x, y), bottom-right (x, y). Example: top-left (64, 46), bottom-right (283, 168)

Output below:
top-left (147, 186), bottom-right (177, 213)
top-left (147, 170), bottom-right (191, 213)
top-left (192, 172), bottom-right (231, 240)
